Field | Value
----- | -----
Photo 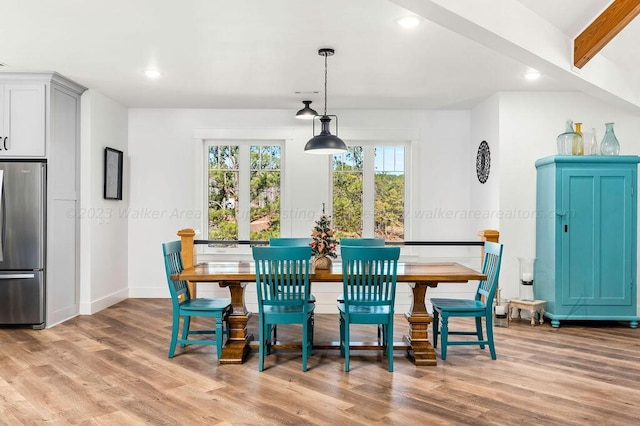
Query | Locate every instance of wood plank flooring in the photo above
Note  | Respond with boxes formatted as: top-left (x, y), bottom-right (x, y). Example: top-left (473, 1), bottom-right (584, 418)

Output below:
top-left (1, 298), bottom-right (639, 425)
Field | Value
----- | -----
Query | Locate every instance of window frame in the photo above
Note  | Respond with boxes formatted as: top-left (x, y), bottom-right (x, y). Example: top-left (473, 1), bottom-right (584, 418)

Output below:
top-left (195, 128), bottom-right (291, 256)
top-left (329, 139), bottom-right (412, 239)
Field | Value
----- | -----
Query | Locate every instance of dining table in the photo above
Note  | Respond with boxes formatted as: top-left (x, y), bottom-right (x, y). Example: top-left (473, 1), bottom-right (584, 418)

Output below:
top-left (173, 260), bottom-right (487, 366)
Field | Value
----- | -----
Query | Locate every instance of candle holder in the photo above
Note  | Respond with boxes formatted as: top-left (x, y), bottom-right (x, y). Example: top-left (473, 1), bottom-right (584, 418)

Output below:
top-left (494, 292), bottom-right (509, 328)
top-left (518, 257), bottom-right (535, 301)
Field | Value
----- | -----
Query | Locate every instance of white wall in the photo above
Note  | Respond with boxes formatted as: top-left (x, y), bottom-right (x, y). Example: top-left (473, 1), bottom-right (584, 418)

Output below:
top-left (79, 90), bottom-right (129, 314)
top-left (127, 108), bottom-right (490, 312)
top-left (496, 91), bottom-right (640, 301)
top-left (470, 93), bottom-right (500, 232)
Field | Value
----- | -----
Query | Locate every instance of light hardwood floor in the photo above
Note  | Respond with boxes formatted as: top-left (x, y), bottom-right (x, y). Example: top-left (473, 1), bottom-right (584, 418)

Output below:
top-left (1, 298), bottom-right (639, 425)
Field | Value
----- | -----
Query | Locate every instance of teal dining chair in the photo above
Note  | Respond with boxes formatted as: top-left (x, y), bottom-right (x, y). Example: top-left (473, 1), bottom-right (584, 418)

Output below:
top-left (338, 238), bottom-right (386, 342)
top-left (430, 241), bottom-right (504, 360)
top-left (162, 241), bottom-right (232, 358)
top-left (252, 245), bottom-right (315, 372)
top-left (339, 246), bottom-right (400, 372)
top-left (268, 237), bottom-right (315, 347)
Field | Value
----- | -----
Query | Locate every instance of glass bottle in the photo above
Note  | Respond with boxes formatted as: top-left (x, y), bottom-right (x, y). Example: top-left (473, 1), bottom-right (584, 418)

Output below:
top-left (589, 128), bottom-right (599, 155)
top-left (572, 122), bottom-right (584, 155)
top-left (556, 120), bottom-right (580, 155)
top-left (600, 122), bottom-right (620, 155)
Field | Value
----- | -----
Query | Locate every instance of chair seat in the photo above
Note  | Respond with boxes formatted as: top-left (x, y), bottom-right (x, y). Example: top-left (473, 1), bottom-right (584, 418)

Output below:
top-left (431, 298), bottom-right (486, 312)
top-left (338, 303), bottom-right (390, 315)
top-left (264, 302), bottom-right (316, 314)
top-left (180, 298), bottom-right (232, 311)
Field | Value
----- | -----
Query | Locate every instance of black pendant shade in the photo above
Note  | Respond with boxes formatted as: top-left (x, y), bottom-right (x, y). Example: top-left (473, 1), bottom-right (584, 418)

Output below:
top-left (295, 100), bottom-right (318, 119)
top-left (304, 48), bottom-right (347, 155)
top-left (304, 115), bottom-right (347, 154)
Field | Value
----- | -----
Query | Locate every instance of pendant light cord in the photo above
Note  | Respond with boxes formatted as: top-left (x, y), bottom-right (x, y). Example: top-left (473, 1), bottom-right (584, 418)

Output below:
top-left (323, 52), bottom-right (328, 116)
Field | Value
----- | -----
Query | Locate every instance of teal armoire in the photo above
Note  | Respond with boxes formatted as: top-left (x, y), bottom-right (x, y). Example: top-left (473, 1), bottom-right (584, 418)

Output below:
top-left (535, 156), bottom-right (639, 328)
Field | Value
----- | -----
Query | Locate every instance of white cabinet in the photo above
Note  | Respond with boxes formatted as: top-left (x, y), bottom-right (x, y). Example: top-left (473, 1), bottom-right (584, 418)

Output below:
top-left (0, 84), bottom-right (46, 157)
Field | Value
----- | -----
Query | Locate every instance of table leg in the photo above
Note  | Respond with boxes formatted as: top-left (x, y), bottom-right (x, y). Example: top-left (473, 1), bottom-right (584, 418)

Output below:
top-left (538, 308), bottom-right (545, 324)
top-left (217, 281), bottom-right (252, 364)
top-left (529, 309), bottom-right (535, 326)
top-left (403, 281), bottom-right (438, 366)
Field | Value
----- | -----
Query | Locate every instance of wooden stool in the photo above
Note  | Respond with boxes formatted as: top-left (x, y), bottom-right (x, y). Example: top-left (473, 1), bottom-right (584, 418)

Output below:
top-left (509, 299), bottom-right (546, 326)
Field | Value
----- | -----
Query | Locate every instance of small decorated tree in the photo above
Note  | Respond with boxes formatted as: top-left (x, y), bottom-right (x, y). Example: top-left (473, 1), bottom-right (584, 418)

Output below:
top-left (310, 214), bottom-right (338, 259)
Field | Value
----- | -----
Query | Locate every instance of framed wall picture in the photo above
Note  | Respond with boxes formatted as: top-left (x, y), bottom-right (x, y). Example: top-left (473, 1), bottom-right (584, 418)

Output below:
top-left (104, 147), bottom-right (123, 200)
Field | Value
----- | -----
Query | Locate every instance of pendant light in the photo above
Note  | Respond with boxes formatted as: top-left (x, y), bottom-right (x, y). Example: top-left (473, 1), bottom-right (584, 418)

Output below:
top-left (304, 48), bottom-right (348, 155)
top-left (295, 100), bottom-right (318, 119)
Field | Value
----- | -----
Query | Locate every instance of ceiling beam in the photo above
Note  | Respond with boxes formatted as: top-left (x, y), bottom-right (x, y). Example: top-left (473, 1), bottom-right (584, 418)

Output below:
top-left (574, 0), bottom-right (640, 68)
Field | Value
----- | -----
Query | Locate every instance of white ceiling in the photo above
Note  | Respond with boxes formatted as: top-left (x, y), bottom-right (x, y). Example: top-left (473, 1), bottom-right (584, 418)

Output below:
top-left (1, 0), bottom-right (637, 111)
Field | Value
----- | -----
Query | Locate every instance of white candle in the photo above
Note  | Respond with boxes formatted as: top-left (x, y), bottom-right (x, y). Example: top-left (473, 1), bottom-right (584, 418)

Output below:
top-left (495, 305), bottom-right (506, 316)
top-left (522, 272), bottom-right (533, 282)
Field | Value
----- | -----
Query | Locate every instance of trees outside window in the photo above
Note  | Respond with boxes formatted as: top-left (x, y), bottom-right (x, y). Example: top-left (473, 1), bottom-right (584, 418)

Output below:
top-left (206, 143), bottom-right (281, 243)
top-left (332, 144), bottom-right (405, 241)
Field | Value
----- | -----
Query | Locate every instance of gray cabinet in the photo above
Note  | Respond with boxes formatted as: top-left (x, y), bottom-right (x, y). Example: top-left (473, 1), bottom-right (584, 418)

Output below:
top-left (0, 84), bottom-right (46, 157)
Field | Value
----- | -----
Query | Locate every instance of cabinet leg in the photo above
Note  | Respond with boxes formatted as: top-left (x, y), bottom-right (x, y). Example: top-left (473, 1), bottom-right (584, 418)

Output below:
top-left (630, 320), bottom-right (638, 329)
top-left (551, 319), bottom-right (560, 328)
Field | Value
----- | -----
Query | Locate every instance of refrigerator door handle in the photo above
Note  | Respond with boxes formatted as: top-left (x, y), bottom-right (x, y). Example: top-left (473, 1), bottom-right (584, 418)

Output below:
top-left (0, 273), bottom-right (36, 279)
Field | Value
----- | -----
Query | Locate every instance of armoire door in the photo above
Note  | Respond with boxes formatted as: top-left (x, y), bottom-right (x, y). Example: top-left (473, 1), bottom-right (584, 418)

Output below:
top-left (561, 168), bottom-right (633, 307)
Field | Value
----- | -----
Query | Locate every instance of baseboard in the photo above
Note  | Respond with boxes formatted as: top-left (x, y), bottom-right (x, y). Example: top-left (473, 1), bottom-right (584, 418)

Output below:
top-left (128, 286), bottom-right (170, 298)
top-left (79, 288), bottom-right (130, 315)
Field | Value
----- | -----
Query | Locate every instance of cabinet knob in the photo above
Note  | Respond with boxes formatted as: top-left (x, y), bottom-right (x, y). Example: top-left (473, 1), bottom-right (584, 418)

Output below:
top-left (556, 210), bottom-right (566, 217)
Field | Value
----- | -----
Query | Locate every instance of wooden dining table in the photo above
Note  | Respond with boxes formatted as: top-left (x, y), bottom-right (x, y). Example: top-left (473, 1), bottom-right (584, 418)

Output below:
top-left (173, 260), bottom-right (486, 366)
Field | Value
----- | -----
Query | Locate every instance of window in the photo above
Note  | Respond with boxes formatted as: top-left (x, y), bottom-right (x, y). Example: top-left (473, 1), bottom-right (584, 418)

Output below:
top-left (206, 142), bottom-right (281, 242)
top-left (332, 144), bottom-right (405, 240)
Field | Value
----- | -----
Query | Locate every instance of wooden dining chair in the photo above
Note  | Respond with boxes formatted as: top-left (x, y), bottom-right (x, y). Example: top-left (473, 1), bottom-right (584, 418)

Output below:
top-left (339, 246), bottom-right (400, 372)
top-left (162, 241), bottom-right (232, 358)
top-left (430, 241), bottom-right (504, 360)
top-left (252, 245), bottom-right (315, 372)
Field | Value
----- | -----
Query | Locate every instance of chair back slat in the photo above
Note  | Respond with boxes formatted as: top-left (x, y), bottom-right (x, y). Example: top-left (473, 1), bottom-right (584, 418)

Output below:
top-left (475, 242), bottom-right (504, 307)
top-left (269, 238), bottom-right (312, 247)
top-left (340, 238), bottom-right (385, 247)
top-left (162, 240), bottom-right (190, 303)
top-left (341, 247), bottom-right (400, 307)
top-left (253, 246), bottom-right (312, 307)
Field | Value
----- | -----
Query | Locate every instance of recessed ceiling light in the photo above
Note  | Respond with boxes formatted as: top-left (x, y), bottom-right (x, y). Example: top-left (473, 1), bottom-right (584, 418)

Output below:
top-left (145, 69), bottom-right (161, 79)
top-left (396, 16), bottom-right (421, 29)
top-left (524, 71), bottom-right (541, 81)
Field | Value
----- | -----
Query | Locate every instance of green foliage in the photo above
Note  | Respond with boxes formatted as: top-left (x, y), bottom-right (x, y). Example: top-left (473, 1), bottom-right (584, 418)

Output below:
top-left (374, 173), bottom-right (404, 241)
top-left (332, 148), bottom-right (405, 241)
top-left (310, 214), bottom-right (338, 258)
top-left (208, 144), bottom-right (282, 241)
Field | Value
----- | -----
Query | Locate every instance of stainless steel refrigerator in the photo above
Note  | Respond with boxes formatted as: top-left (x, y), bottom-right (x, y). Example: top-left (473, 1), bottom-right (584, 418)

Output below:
top-left (0, 160), bottom-right (46, 329)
